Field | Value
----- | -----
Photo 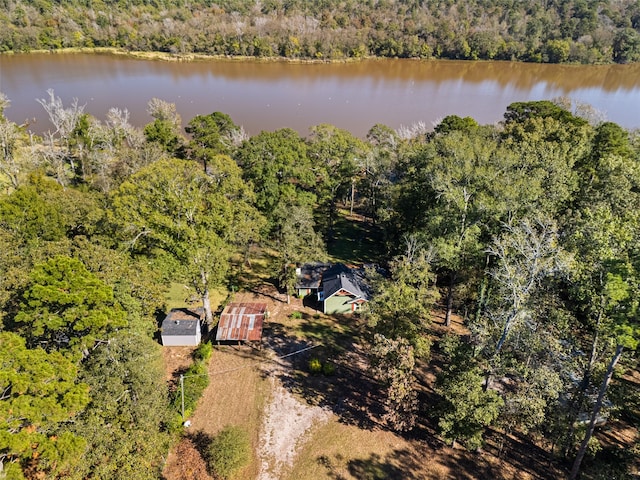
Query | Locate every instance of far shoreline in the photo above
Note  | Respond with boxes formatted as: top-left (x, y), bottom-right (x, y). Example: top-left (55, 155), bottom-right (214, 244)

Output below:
top-left (2, 46), bottom-right (629, 67)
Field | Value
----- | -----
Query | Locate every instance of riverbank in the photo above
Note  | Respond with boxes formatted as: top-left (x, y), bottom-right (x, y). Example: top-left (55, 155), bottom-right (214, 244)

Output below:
top-left (0, 47), bottom-right (376, 65)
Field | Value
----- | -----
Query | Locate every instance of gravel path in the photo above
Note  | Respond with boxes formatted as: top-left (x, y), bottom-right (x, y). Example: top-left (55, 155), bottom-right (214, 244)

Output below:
top-left (257, 367), bottom-right (330, 480)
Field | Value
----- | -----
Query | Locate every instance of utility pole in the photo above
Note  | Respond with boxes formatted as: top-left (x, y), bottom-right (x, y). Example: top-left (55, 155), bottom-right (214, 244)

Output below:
top-left (180, 374), bottom-right (185, 421)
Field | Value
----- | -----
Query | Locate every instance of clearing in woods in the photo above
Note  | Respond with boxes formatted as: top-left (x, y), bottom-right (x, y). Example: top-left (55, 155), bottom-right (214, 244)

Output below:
top-left (161, 285), bottom-right (588, 480)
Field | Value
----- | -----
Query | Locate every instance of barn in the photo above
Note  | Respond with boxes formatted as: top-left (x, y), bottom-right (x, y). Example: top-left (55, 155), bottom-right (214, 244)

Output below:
top-left (216, 302), bottom-right (267, 344)
top-left (161, 308), bottom-right (203, 346)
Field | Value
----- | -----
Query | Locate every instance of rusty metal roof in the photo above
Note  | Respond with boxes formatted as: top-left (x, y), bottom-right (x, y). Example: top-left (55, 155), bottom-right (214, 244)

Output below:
top-left (216, 302), bottom-right (267, 342)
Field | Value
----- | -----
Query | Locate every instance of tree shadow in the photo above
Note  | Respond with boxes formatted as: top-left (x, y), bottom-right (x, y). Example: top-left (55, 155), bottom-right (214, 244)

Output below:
top-left (318, 448), bottom-right (430, 480)
top-left (261, 318), bottom-right (386, 430)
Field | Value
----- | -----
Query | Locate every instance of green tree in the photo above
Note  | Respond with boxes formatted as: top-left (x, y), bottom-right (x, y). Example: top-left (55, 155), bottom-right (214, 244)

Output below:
top-left (13, 255), bottom-right (127, 356)
top-left (110, 157), bottom-right (263, 325)
top-left (272, 199), bottom-right (326, 303)
top-left (366, 235), bottom-right (439, 357)
top-left (0, 332), bottom-right (89, 479)
top-left (67, 332), bottom-right (171, 480)
top-left (143, 98), bottom-right (184, 156)
top-left (306, 124), bottom-right (366, 240)
top-left (185, 111), bottom-right (242, 162)
top-left (234, 128), bottom-right (315, 226)
top-left (436, 335), bottom-right (503, 450)
top-left (399, 129), bottom-right (520, 327)
top-left (206, 425), bottom-right (251, 480)
top-left (569, 266), bottom-right (639, 479)
top-left (369, 333), bottom-right (419, 432)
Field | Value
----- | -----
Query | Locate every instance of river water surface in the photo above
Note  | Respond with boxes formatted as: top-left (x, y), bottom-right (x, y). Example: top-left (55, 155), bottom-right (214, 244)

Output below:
top-left (1, 53), bottom-right (639, 136)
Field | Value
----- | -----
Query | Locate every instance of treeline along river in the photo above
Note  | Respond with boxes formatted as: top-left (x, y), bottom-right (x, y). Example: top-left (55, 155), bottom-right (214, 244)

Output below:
top-left (1, 53), bottom-right (640, 136)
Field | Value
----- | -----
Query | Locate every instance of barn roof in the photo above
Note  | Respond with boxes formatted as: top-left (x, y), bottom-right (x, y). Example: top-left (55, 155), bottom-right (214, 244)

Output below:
top-left (161, 308), bottom-right (203, 336)
top-left (216, 302), bottom-right (267, 342)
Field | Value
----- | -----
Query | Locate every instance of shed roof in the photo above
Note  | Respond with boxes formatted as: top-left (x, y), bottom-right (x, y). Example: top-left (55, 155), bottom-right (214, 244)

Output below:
top-left (161, 308), bottom-right (203, 336)
top-left (216, 302), bottom-right (267, 342)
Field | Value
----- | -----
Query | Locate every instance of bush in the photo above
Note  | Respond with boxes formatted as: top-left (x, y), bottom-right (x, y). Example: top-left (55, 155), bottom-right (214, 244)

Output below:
top-left (207, 426), bottom-right (251, 479)
top-left (322, 362), bottom-right (336, 376)
top-left (193, 341), bottom-right (213, 362)
top-left (172, 361), bottom-right (209, 418)
top-left (308, 357), bottom-right (322, 374)
top-left (289, 311), bottom-right (303, 319)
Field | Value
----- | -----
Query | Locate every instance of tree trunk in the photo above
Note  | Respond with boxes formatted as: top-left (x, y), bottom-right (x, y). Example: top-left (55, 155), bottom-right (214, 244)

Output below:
top-left (200, 269), bottom-right (213, 327)
top-left (444, 271), bottom-right (456, 327)
top-left (350, 178), bottom-right (355, 216)
top-left (569, 344), bottom-right (624, 480)
top-left (563, 306), bottom-right (604, 458)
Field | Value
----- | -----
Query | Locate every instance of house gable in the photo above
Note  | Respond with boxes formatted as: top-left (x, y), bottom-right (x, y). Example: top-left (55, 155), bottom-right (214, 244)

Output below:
top-left (321, 264), bottom-right (371, 314)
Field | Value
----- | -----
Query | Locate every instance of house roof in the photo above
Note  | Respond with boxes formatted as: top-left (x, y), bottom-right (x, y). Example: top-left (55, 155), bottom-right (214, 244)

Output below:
top-left (161, 308), bottom-right (203, 336)
top-left (322, 264), bottom-right (371, 301)
top-left (216, 302), bottom-right (267, 342)
top-left (295, 263), bottom-right (332, 289)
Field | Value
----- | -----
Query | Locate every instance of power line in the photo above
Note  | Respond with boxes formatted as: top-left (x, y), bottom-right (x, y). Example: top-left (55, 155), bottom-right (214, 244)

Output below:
top-left (179, 343), bottom-right (321, 421)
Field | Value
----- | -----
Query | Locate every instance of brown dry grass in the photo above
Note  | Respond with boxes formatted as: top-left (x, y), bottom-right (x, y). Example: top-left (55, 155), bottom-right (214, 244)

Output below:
top-left (162, 274), bottom-right (638, 480)
top-left (162, 344), bottom-right (270, 480)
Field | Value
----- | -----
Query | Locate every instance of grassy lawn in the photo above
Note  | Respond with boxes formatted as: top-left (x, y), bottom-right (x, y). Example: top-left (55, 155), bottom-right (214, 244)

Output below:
top-left (328, 209), bottom-right (385, 264)
top-left (164, 281), bottom-right (228, 312)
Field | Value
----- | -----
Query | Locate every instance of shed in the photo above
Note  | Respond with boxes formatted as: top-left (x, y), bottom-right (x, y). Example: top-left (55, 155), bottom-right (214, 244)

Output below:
top-left (216, 302), bottom-right (267, 343)
top-left (161, 308), bottom-right (203, 346)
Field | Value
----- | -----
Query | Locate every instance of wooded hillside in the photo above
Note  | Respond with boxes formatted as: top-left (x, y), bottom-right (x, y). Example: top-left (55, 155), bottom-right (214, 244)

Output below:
top-left (2, 0), bottom-right (640, 63)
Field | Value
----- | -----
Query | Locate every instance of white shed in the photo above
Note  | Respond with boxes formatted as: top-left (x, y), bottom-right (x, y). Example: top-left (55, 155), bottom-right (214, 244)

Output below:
top-left (161, 308), bottom-right (203, 346)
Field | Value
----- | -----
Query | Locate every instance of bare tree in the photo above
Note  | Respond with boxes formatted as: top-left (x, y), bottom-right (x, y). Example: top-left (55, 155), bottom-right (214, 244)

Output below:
top-left (146, 98), bottom-right (181, 127)
top-left (0, 118), bottom-right (22, 189)
top-left (480, 217), bottom-right (568, 387)
top-left (36, 89), bottom-right (85, 170)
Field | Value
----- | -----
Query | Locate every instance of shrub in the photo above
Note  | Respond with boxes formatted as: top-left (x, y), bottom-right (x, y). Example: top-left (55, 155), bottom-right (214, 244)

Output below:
top-left (193, 341), bottom-right (213, 362)
top-left (290, 311), bottom-right (303, 319)
top-left (308, 357), bottom-right (322, 374)
top-left (207, 426), bottom-right (251, 479)
top-left (172, 361), bottom-right (209, 418)
top-left (322, 362), bottom-right (336, 376)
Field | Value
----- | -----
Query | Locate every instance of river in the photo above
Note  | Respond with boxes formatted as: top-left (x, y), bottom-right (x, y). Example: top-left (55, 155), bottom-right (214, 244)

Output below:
top-left (1, 52), bottom-right (639, 137)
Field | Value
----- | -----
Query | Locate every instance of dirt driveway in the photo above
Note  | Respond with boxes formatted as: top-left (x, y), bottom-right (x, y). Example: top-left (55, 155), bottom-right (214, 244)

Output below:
top-left (162, 287), bottom-right (332, 480)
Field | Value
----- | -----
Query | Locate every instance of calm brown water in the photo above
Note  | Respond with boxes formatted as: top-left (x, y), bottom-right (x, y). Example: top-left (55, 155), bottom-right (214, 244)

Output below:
top-left (1, 53), bottom-right (639, 137)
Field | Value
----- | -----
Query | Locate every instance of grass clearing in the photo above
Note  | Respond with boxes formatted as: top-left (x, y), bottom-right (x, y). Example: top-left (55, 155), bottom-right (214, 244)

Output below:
top-left (164, 282), bottom-right (228, 312)
top-left (163, 345), bottom-right (270, 480)
top-left (328, 209), bottom-right (384, 264)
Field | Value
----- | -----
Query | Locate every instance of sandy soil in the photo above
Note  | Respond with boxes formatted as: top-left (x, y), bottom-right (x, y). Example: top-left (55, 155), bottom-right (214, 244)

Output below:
top-left (257, 364), bottom-right (331, 480)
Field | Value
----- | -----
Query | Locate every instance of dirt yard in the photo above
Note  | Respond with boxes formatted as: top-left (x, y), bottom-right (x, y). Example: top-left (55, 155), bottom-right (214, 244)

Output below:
top-left (161, 284), bottom-right (637, 480)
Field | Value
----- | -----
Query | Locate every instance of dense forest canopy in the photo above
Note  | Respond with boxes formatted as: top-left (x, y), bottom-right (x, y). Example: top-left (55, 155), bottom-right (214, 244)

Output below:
top-left (1, 0), bottom-right (640, 63)
top-left (0, 88), bottom-right (639, 479)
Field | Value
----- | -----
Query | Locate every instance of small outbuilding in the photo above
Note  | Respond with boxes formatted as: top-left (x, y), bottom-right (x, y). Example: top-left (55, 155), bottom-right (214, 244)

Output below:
top-left (216, 302), bottom-right (267, 344)
top-left (161, 308), bottom-right (203, 346)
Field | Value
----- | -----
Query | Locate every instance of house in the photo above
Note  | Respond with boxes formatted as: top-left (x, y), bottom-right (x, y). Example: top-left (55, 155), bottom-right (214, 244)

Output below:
top-left (320, 264), bottom-right (371, 314)
top-left (216, 302), bottom-right (267, 344)
top-left (295, 263), bottom-right (371, 314)
top-left (161, 308), bottom-right (203, 346)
